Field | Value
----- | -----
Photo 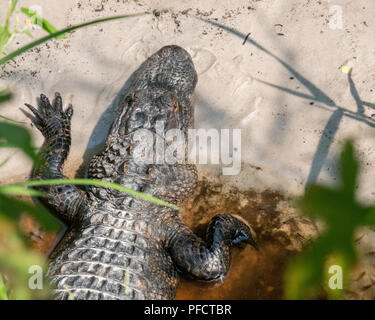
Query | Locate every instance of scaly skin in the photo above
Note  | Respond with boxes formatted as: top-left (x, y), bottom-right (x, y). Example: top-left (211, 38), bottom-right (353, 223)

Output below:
top-left (25, 45), bottom-right (257, 300)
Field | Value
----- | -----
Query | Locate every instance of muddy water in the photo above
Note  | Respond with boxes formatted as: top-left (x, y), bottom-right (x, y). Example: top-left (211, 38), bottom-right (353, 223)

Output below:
top-left (175, 179), bottom-right (317, 299)
top-left (19, 214), bottom-right (60, 256)
top-left (21, 179), bottom-right (317, 299)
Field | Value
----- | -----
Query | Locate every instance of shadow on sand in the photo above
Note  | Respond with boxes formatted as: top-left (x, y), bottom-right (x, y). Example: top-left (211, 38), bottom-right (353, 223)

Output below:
top-left (199, 18), bottom-right (375, 186)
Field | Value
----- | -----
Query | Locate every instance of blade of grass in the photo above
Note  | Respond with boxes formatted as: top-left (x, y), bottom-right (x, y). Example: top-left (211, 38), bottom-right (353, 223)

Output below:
top-left (0, 89), bottom-right (12, 103)
top-left (14, 178), bottom-right (180, 210)
top-left (0, 274), bottom-right (9, 300)
top-left (0, 156), bottom-right (11, 168)
top-left (0, 10), bottom-right (165, 66)
top-left (0, 122), bottom-right (39, 164)
top-left (0, 195), bottom-right (60, 231)
top-left (0, 115), bottom-right (24, 123)
top-left (0, 185), bottom-right (45, 197)
top-left (0, 141), bottom-right (17, 148)
top-left (7, 1), bottom-right (19, 24)
top-left (0, 1), bottom-right (19, 55)
top-left (20, 7), bottom-right (67, 39)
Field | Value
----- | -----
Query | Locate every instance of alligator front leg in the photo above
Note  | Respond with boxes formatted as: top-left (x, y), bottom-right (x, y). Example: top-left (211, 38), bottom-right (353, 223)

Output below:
top-left (166, 214), bottom-right (257, 280)
top-left (25, 93), bottom-right (87, 224)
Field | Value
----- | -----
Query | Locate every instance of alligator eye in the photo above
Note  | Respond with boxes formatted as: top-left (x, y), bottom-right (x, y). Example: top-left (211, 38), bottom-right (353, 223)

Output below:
top-left (146, 167), bottom-right (152, 177)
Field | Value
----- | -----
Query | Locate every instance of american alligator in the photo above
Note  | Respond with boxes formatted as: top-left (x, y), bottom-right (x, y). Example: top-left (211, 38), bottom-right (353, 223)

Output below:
top-left (25, 45), bottom-right (257, 300)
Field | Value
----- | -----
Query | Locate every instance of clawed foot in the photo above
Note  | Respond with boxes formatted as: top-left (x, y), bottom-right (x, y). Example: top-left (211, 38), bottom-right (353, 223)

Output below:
top-left (209, 214), bottom-right (258, 250)
top-left (231, 214), bottom-right (258, 250)
top-left (24, 92), bottom-right (73, 138)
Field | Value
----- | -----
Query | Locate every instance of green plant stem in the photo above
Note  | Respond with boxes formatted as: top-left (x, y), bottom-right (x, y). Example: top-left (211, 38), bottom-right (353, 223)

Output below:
top-left (0, 11), bottom-right (160, 66)
top-left (12, 178), bottom-right (180, 210)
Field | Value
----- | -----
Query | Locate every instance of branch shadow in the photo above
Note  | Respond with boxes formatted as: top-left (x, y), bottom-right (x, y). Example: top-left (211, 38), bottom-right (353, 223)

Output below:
top-left (306, 109), bottom-right (343, 184)
top-left (198, 18), bottom-right (375, 186)
top-left (199, 18), bottom-right (336, 107)
top-left (195, 94), bottom-right (230, 128)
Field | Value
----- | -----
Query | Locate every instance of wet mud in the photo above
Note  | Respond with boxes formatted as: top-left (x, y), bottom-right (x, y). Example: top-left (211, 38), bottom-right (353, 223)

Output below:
top-left (175, 178), bottom-right (317, 299)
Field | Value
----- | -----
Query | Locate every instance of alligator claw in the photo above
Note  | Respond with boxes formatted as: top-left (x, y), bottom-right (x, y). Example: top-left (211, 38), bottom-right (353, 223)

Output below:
top-left (53, 92), bottom-right (63, 112)
top-left (24, 92), bottom-right (73, 138)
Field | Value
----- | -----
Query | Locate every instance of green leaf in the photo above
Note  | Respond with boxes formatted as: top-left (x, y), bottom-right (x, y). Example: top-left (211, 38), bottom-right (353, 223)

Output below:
top-left (0, 27), bottom-right (6, 47)
top-left (340, 140), bottom-right (358, 196)
top-left (361, 207), bottom-right (375, 226)
top-left (298, 185), bottom-right (362, 229)
top-left (8, 0), bottom-right (19, 19)
top-left (0, 11), bottom-right (159, 66)
top-left (284, 249), bottom-right (324, 299)
top-left (0, 155), bottom-right (12, 168)
top-left (298, 185), bottom-right (339, 220)
top-left (0, 185), bottom-right (45, 197)
top-left (0, 89), bottom-right (12, 103)
top-left (0, 222), bottom-right (51, 299)
top-left (0, 1), bottom-right (19, 55)
top-left (0, 122), bottom-right (39, 164)
top-left (20, 7), bottom-right (67, 40)
top-left (285, 140), bottom-right (367, 299)
top-left (0, 26), bottom-right (11, 55)
top-left (22, 28), bottom-right (33, 39)
top-left (0, 195), bottom-right (60, 231)
top-left (0, 141), bottom-right (16, 148)
top-left (0, 274), bottom-right (9, 300)
top-left (0, 115), bottom-right (24, 123)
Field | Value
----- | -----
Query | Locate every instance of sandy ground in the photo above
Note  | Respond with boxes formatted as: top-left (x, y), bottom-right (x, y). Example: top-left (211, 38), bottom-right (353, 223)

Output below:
top-left (1, 0), bottom-right (375, 299)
